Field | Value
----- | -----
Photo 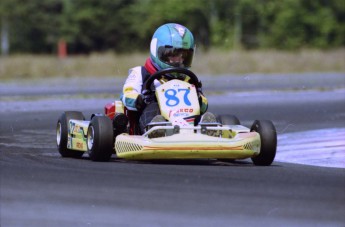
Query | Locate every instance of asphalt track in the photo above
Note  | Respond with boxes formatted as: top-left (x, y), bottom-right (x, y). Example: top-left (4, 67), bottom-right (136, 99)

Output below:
top-left (1, 73), bottom-right (345, 226)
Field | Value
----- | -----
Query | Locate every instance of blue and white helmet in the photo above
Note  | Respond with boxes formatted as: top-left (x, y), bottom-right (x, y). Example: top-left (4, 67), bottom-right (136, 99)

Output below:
top-left (150, 23), bottom-right (195, 70)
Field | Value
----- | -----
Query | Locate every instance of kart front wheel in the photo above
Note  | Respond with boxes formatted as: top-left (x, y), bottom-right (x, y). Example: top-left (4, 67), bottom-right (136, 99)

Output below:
top-left (250, 120), bottom-right (277, 166)
top-left (87, 116), bottom-right (114, 162)
top-left (57, 111), bottom-right (85, 158)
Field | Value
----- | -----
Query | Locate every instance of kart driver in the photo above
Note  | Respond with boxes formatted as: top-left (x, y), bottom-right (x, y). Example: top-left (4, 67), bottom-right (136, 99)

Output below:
top-left (121, 23), bottom-right (216, 135)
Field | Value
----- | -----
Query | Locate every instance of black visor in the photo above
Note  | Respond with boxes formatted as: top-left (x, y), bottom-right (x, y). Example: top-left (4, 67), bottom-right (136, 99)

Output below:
top-left (158, 46), bottom-right (194, 68)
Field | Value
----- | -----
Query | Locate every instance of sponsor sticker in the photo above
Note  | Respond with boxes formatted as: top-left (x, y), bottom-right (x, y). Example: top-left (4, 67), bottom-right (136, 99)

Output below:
top-left (174, 24), bottom-right (186, 37)
top-left (76, 142), bottom-right (83, 149)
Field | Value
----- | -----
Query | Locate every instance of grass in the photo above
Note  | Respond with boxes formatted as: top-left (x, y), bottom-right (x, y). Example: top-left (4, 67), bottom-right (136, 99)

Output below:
top-left (0, 49), bottom-right (344, 80)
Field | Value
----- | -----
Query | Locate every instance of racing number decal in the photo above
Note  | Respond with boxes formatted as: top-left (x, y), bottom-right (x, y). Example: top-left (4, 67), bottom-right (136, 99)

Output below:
top-left (76, 142), bottom-right (83, 149)
top-left (165, 89), bottom-right (191, 107)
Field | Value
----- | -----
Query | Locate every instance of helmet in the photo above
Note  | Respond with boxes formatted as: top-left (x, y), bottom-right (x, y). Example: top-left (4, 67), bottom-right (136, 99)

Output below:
top-left (150, 23), bottom-right (195, 70)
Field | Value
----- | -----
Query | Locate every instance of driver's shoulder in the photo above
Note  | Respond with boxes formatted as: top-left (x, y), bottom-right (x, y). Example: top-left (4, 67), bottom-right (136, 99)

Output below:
top-left (128, 66), bottom-right (142, 75)
top-left (127, 66), bottom-right (152, 84)
top-left (141, 66), bottom-right (151, 82)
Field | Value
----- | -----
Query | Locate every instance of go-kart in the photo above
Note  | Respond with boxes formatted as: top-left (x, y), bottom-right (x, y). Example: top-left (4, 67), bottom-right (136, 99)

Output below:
top-left (56, 68), bottom-right (277, 166)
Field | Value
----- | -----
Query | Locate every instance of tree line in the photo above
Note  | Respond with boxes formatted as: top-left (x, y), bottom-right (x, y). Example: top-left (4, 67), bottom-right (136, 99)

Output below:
top-left (0, 0), bottom-right (344, 54)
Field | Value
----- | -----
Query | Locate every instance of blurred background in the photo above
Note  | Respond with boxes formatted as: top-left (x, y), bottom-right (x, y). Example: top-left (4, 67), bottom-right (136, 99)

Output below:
top-left (0, 0), bottom-right (344, 78)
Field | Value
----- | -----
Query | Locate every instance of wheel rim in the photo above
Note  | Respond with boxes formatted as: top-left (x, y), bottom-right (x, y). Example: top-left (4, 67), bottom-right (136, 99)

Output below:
top-left (87, 126), bottom-right (95, 150)
top-left (56, 122), bottom-right (62, 146)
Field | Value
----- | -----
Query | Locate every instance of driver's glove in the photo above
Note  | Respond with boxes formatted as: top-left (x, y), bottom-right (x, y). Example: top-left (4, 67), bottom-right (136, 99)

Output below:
top-left (135, 90), bottom-right (154, 111)
top-left (196, 86), bottom-right (204, 103)
top-left (135, 94), bottom-right (145, 111)
top-left (142, 89), bottom-right (154, 104)
top-left (197, 87), bottom-right (203, 96)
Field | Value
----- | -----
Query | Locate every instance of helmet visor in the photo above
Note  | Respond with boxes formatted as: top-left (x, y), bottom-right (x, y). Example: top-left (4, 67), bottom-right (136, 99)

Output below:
top-left (158, 46), bottom-right (194, 68)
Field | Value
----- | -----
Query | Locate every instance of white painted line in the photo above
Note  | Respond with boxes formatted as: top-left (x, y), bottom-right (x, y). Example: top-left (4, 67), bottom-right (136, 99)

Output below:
top-left (276, 128), bottom-right (345, 168)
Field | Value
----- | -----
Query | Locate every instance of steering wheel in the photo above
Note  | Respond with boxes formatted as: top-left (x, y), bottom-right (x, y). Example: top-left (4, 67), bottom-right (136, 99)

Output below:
top-left (143, 67), bottom-right (201, 92)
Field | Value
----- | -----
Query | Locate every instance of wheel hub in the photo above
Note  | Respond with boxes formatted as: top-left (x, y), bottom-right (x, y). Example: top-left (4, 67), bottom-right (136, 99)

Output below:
top-left (56, 122), bottom-right (62, 146)
top-left (87, 126), bottom-right (95, 150)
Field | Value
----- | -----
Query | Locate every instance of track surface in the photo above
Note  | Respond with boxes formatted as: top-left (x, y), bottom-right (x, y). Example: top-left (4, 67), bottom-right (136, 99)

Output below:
top-left (1, 74), bottom-right (345, 226)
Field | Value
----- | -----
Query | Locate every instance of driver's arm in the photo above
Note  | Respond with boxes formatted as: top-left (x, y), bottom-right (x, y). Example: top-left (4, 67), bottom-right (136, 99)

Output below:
top-left (120, 67), bottom-right (143, 111)
top-left (199, 93), bottom-right (208, 114)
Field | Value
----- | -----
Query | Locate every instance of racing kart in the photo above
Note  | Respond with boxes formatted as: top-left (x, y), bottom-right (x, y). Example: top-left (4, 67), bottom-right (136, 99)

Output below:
top-left (56, 68), bottom-right (277, 166)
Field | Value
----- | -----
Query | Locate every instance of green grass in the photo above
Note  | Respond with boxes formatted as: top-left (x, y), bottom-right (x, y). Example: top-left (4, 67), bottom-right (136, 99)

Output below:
top-left (0, 49), bottom-right (344, 80)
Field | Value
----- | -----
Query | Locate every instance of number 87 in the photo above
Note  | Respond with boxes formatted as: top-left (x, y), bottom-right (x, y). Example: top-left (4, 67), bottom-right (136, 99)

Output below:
top-left (165, 89), bottom-right (191, 107)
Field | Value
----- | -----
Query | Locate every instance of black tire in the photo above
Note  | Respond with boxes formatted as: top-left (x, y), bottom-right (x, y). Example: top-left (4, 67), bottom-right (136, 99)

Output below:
top-left (87, 116), bottom-right (114, 162)
top-left (57, 111), bottom-right (85, 158)
top-left (218, 114), bottom-right (240, 125)
top-left (250, 120), bottom-right (277, 166)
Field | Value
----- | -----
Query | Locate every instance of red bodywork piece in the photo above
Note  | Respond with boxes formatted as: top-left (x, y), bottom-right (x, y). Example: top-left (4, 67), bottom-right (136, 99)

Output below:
top-left (104, 102), bottom-right (140, 135)
top-left (104, 103), bottom-right (116, 120)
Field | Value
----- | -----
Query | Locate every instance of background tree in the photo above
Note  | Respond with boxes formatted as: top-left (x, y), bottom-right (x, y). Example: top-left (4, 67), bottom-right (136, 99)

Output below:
top-left (0, 0), bottom-right (344, 54)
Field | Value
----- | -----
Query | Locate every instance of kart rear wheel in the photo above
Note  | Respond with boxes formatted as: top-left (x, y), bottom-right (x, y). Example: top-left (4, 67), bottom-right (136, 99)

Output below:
top-left (250, 120), bottom-right (277, 166)
top-left (87, 116), bottom-right (114, 162)
top-left (57, 111), bottom-right (85, 158)
top-left (218, 114), bottom-right (240, 125)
